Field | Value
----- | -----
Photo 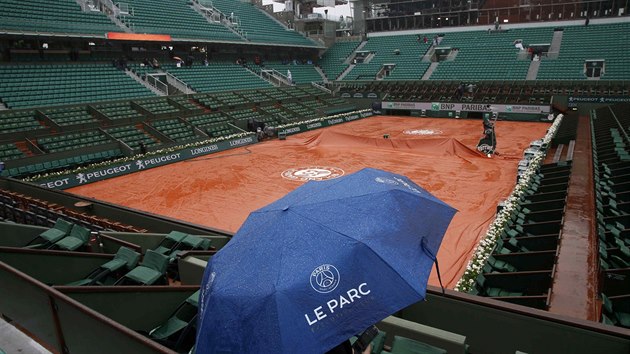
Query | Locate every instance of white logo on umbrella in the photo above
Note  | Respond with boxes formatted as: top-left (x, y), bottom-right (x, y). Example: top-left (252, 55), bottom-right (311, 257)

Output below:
top-left (310, 264), bottom-right (340, 293)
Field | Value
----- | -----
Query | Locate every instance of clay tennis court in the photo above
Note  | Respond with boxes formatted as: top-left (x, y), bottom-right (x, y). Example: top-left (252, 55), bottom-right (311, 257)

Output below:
top-left (68, 116), bottom-right (550, 288)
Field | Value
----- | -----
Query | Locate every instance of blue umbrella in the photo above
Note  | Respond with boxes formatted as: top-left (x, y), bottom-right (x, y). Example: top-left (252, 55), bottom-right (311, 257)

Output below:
top-left (196, 167), bottom-right (456, 353)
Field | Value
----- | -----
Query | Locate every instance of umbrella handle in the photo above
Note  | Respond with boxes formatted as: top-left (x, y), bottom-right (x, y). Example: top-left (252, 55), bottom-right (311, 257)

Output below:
top-left (421, 239), bottom-right (445, 295)
top-left (352, 325), bottom-right (379, 354)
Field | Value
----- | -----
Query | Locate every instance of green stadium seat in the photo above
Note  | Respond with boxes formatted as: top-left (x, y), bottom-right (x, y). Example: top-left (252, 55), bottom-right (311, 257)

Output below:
top-left (51, 224), bottom-right (91, 251)
top-left (115, 250), bottom-right (169, 285)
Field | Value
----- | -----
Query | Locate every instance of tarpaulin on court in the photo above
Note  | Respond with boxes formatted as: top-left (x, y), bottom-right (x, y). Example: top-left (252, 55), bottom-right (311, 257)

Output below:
top-left (69, 117), bottom-right (550, 288)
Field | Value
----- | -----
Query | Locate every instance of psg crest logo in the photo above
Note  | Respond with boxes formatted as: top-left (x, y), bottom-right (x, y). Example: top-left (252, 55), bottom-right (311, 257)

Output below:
top-left (310, 264), bottom-right (340, 293)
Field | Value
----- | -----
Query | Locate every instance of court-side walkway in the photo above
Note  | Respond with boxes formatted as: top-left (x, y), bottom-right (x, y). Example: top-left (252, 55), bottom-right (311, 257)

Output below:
top-left (548, 113), bottom-right (599, 321)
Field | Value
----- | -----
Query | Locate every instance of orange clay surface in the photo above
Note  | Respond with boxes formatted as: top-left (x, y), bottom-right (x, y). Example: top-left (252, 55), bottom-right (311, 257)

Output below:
top-left (68, 116), bottom-right (550, 288)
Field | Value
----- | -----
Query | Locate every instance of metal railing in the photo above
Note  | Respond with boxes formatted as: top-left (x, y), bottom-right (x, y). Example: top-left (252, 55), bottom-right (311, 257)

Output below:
top-left (311, 81), bottom-right (332, 94)
top-left (261, 69), bottom-right (292, 87)
top-left (166, 73), bottom-right (194, 95)
top-left (146, 74), bottom-right (169, 95)
top-left (193, 0), bottom-right (247, 38)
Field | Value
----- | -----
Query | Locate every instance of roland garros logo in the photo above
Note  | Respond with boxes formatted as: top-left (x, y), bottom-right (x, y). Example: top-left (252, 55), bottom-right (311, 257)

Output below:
top-left (310, 264), bottom-right (340, 293)
top-left (403, 129), bottom-right (443, 136)
top-left (281, 166), bottom-right (344, 181)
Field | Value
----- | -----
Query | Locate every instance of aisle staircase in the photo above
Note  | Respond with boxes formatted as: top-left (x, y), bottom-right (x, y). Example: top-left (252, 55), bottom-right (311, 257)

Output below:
top-left (125, 70), bottom-right (165, 96)
top-left (191, 0), bottom-right (247, 40)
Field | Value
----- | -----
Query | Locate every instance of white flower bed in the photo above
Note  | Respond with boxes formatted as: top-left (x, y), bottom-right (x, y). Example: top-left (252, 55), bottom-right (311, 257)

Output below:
top-left (23, 132), bottom-right (255, 182)
top-left (454, 114), bottom-right (564, 293)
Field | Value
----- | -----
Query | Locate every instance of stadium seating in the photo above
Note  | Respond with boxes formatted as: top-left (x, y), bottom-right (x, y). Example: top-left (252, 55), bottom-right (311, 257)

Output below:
top-left (1, 149), bottom-right (124, 179)
top-left (430, 27), bottom-right (553, 81)
top-left (163, 62), bottom-right (272, 93)
top-left (94, 102), bottom-right (145, 121)
top-left (115, 249), bottom-right (169, 285)
top-left (66, 246), bottom-right (142, 286)
top-left (591, 105), bottom-right (630, 322)
top-left (118, 0), bottom-right (243, 42)
top-left (344, 34), bottom-right (432, 81)
top-left (0, 189), bottom-right (148, 234)
top-left (134, 98), bottom-right (181, 116)
top-left (601, 293), bottom-right (630, 329)
top-left (0, 64), bottom-right (154, 109)
top-left (254, 61), bottom-right (323, 84)
top-left (186, 112), bottom-right (229, 128)
top-left (259, 105), bottom-right (294, 122)
top-left (207, 0), bottom-right (317, 46)
top-left (25, 218), bottom-right (74, 248)
top-left (153, 231), bottom-right (189, 256)
top-left (37, 130), bottom-right (111, 153)
top-left (0, 143), bottom-right (26, 161)
top-left (104, 124), bottom-right (160, 152)
top-left (0, 0), bottom-right (119, 34)
top-left (150, 119), bottom-right (198, 143)
top-left (42, 106), bottom-right (99, 127)
top-left (49, 223), bottom-right (91, 251)
top-left (169, 95), bottom-right (204, 113)
top-left (470, 161), bottom-right (572, 310)
top-left (0, 110), bottom-right (44, 135)
top-left (538, 23), bottom-right (630, 80)
top-left (318, 40), bottom-right (361, 80)
top-left (147, 290), bottom-right (199, 352)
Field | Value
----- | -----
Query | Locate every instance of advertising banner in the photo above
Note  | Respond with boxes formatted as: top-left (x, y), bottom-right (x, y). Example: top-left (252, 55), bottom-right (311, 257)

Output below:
top-left (382, 101), bottom-right (551, 114)
top-left (37, 136), bottom-right (257, 190)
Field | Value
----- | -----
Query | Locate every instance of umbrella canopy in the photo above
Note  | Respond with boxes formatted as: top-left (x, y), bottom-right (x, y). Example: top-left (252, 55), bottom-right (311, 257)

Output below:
top-left (172, 56), bottom-right (183, 61)
top-left (196, 168), bottom-right (456, 353)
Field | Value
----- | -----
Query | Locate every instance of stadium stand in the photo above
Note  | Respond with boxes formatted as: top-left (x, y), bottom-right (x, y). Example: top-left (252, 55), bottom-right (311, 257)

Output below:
top-left (0, 189), bottom-right (147, 232)
top-left (133, 97), bottom-right (181, 117)
top-left (66, 246), bottom-right (142, 286)
top-left (343, 34), bottom-right (432, 81)
top-left (37, 130), bottom-right (111, 153)
top-left (0, 143), bottom-right (25, 161)
top-left (94, 102), bottom-right (145, 121)
top-left (0, 110), bottom-right (44, 135)
top-left (429, 27), bottom-right (554, 80)
top-left (0, 64), bottom-right (154, 109)
top-left (469, 161), bottom-right (572, 310)
top-left (0, 0), bottom-right (119, 34)
top-left (318, 40), bottom-right (362, 80)
top-left (538, 23), bottom-right (630, 80)
top-left (206, 0), bottom-right (318, 46)
top-left (250, 61), bottom-right (323, 84)
top-left (42, 106), bottom-right (99, 127)
top-left (591, 104), bottom-right (630, 330)
top-left (149, 118), bottom-right (199, 143)
top-left (187, 112), bottom-right (234, 137)
top-left (118, 0), bottom-right (243, 42)
top-left (2, 5), bottom-right (630, 350)
top-left (163, 62), bottom-right (273, 92)
top-left (104, 124), bottom-right (161, 152)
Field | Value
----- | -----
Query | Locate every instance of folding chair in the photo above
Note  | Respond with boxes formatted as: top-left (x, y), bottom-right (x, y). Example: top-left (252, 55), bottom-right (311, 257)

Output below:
top-left (154, 231), bottom-right (189, 255)
top-left (148, 290), bottom-right (200, 352)
top-left (50, 224), bottom-right (91, 251)
top-left (115, 250), bottom-right (169, 285)
top-left (25, 218), bottom-right (73, 248)
top-left (66, 246), bottom-right (141, 286)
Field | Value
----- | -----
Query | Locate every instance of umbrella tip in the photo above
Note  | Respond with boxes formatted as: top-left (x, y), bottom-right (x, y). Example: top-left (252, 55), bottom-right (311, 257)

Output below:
top-left (282, 206), bottom-right (289, 211)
